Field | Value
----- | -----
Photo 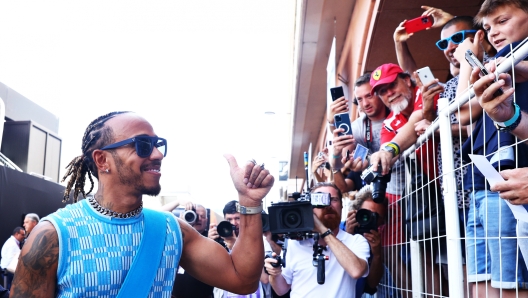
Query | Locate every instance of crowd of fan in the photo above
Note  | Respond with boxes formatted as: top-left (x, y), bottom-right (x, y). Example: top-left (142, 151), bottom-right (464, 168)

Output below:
top-left (310, 1), bottom-right (528, 297)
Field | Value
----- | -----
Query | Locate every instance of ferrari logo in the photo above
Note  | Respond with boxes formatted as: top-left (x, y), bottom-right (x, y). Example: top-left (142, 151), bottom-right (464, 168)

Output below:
top-left (373, 69), bottom-right (381, 80)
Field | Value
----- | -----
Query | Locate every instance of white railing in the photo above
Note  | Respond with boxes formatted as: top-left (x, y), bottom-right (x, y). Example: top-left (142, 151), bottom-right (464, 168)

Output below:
top-left (377, 39), bottom-right (528, 298)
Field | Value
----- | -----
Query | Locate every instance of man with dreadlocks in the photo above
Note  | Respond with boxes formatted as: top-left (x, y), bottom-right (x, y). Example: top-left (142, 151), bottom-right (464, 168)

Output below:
top-left (10, 111), bottom-right (274, 297)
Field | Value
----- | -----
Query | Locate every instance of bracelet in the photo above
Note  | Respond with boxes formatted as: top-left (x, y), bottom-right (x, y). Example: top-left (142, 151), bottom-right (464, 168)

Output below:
top-left (332, 168), bottom-right (342, 174)
top-left (495, 103), bottom-right (522, 132)
top-left (236, 203), bottom-right (263, 215)
top-left (321, 229), bottom-right (333, 239)
top-left (328, 121), bottom-right (335, 127)
top-left (386, 142), bottom-right (401, 156)
top-left (332, 154), bottom-right (341, 159)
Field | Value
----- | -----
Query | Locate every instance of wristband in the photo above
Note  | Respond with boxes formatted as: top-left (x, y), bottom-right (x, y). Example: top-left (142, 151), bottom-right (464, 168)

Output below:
top-left (236, 203), bottom-right (263, 215)
top-left (386, 142), bottom-right (401, 156)
top-left (328, 121), bottom-right (335, 127)
top-left (495, 103), bottom-right (522, 132)
top-left (321, 229), bottom-right (333, 239)
top-left (332, 154), bottom-right (341, 159)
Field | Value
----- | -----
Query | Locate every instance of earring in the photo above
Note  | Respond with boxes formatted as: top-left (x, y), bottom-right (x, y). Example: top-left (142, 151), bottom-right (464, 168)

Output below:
top-left (105, 169), bottom-right (109, 173)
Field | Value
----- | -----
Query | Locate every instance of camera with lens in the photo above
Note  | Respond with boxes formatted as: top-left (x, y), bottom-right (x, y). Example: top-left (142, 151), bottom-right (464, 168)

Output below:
top-left (172, 207), bottom-right (197, 225)
top-left (354, 208), bottom-right (379, 235)
top-left (361, 164), bottom-right (391, 203)
top-left (216, 220), bottom-right (236, 238)
top-left (265, 253), bottom-right (285, 268)
top-left (268, 192), bottom-right (331, 240)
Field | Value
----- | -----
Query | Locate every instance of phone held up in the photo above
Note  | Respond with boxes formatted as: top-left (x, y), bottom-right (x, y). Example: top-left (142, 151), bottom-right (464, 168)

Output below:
top-left (334, 113), bottom-right (353, 137)
top-left (404, 15), bottom-right (433, 34)
top-left (317, 152), bottom-right (330, 170)
top-left (464, 49), bottom-right (504, 97)
top-left (330, 86), bottom-right (345, 101)
top-left (416, 66), bottom-right (438, 89)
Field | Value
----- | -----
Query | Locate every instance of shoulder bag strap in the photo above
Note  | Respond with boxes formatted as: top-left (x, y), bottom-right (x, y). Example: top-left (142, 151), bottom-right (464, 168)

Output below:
top-left (117, 209), bottom-right (168, 298)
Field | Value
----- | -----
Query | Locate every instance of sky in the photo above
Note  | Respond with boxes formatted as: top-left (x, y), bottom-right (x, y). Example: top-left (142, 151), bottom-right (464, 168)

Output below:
top-left (0, 1), bottom-right (296, 213)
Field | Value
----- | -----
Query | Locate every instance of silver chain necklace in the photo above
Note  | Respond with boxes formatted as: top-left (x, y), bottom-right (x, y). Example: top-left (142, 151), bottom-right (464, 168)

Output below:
top-left (88, 196), bottom-right (143, 219)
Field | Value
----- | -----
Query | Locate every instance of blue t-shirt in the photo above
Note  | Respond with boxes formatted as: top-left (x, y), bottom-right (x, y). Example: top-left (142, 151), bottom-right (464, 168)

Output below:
top-left (462, 41), bottom-right (528, 190)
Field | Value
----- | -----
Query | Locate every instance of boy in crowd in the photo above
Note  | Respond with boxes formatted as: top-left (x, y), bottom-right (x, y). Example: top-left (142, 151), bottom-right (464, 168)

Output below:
top-left (460, 1), bottom-right (528, 297)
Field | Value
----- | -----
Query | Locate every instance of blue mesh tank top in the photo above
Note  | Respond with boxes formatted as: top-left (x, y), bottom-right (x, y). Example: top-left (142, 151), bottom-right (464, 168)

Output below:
top-left (43, 198), bottom-right (182, 297)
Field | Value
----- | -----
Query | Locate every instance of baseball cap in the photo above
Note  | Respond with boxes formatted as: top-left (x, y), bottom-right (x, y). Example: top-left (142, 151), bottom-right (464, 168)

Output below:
top-left (370, 63), bottom-right (404, 94)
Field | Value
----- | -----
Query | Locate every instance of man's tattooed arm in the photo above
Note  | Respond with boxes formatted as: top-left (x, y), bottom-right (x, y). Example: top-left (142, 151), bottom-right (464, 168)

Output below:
top-left (10, 222), bottom-right (59, 298)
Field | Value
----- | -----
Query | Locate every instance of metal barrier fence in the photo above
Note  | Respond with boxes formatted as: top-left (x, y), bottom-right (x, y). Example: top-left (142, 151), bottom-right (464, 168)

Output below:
top-left (377, 41), bottom-right (528, 298)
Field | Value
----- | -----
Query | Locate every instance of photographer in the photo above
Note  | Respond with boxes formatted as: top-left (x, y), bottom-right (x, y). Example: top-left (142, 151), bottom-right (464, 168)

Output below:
top-left (161, 200), bottom-right (208, 236)
top-left (264, 182), bottom-right (370, 297)
top-left (345, 185), bottom-right (396, 298)
top-left (208, 200), bottom-right (240, 250)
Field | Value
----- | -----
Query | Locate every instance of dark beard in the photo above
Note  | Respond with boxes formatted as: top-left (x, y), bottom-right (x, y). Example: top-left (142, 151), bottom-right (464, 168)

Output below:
top-left (321, 209), bottom-right (341, 231)
top-left (112, 152), bottom-right (161, 196)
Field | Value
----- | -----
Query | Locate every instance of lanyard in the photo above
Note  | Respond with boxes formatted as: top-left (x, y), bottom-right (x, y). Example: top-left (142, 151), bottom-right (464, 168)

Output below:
top-left (365, 117), bottom-right (372, 150)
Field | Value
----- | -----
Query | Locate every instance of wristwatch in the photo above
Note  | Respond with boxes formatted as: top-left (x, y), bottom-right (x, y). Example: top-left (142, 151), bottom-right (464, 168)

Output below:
top-left (381, 141), bottom-right (400, 158)
top-left (236, 203), bottom-right (263, 215)
top-left (381, 144), bottom-right (396, 158)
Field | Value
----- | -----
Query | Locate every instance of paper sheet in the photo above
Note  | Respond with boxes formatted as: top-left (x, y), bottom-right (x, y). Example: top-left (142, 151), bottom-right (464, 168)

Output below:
top-left (469, 154), bottom-right (528, 222)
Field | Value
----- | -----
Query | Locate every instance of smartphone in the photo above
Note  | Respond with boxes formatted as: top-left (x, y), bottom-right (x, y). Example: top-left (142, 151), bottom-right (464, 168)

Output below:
top-left (353, 144), bottom-right (369, 162)
top-left (416, 66), bottom-right (438, 89)
top-left (330, 86), bottom-right (345, 101)
top-left (465, 49), bottom-right (504, 97)
top-left (334, 112), bottom-right (352, 136)
top-left (404, 15), bottom-right (433, 34)
top-left (317, 152), bottom-right (326, 168)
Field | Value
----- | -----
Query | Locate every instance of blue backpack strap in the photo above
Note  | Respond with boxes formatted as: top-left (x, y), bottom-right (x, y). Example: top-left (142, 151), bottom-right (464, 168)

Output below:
top-left (117, 208), bottom-right (168, 298)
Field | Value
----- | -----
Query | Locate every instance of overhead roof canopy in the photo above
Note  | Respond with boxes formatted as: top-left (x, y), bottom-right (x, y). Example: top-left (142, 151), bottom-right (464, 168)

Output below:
top-left (289, 0), bottom-right (482, 181)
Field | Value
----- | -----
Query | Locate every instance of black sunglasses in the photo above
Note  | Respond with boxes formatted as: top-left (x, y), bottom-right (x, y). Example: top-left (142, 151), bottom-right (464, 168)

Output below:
top-left (100, 136), bottom-right (167, 158)
top-left (436, 30), bottom-right (477, 50)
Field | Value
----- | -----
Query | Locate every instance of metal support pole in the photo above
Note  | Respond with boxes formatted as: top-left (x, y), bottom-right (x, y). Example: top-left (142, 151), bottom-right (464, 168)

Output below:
top-left (438, 97), bottom-right (465, 297)
top-left (410, 239), bottom-right (423, 298)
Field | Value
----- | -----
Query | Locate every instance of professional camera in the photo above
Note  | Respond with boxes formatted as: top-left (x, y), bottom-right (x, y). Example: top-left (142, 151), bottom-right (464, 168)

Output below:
top-left (261, 211), bottom-right (270, 232)
top-left (361, 164), bottom-right (391, 203)
top-left (172, 207), bottom-right (197, 225)
top-left (217, 221), bottom-right (236, 238)
top-left (217, 211), bottom-right (269, 238)
top-left (265, 253), bottom-right (285, 268)
top-left (268, 192), bottom-right (331, 240)
top-left (354, 208), bottom-right (379, 235)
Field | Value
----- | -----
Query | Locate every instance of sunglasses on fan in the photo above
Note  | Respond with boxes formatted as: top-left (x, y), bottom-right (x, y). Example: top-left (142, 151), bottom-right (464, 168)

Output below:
top-left (436, 30), bottom-right (477, 50)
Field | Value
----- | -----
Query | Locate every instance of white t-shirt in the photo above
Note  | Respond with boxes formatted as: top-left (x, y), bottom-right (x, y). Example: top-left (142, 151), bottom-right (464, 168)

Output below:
top-left (281, 231), bottom-right (370, 298)
top-left (0, 236), bottom-right (20, 269)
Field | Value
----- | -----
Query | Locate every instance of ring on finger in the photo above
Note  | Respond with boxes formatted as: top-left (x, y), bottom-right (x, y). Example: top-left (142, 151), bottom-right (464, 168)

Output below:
top-left (249, 159), bottom-right (257, 165)
top-left (260, 163), bottom-right (265, 170)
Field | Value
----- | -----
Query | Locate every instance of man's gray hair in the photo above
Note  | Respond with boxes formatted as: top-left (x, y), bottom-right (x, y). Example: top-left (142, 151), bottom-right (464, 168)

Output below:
top-left (350, 185), bottom-right (388, 220)
top-left (351, 185), bottom-right (374, 211)
top-left (196, 204), bottom-right (208, 219)
top-left (25, 213), bottom-right (40, 223)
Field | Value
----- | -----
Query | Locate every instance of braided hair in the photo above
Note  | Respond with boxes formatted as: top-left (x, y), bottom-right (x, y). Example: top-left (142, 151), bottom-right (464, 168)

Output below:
top-left (61, 111), bottom-right (129, 203)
